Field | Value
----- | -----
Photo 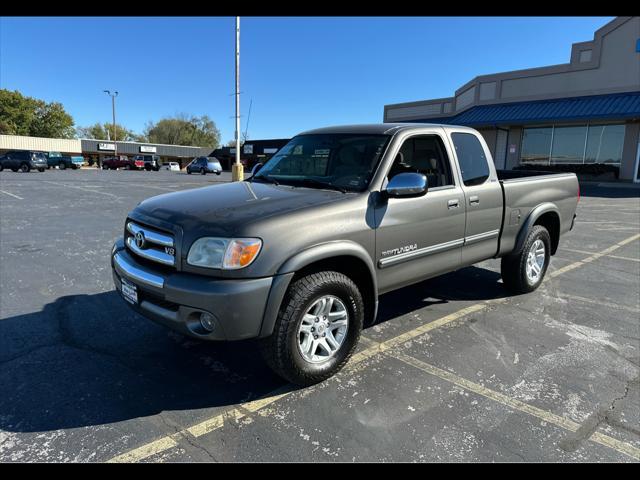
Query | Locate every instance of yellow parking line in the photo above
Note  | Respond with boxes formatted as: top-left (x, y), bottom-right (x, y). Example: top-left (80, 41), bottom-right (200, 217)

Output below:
top-left (388, 351), bottom-right (640, 461)
top-left (187, 409), bottom-right (245, 438)
top-left (378, 303), bottom-right (494, 352)
top-left (558, 293), bottom-right (640, 313)
top-left (561, 248), bottom-right (640, 263)
top-left (549, 233), bottom-right (640, 278)
top-left (107, 434), bottom-right (181, 463)
top-left (106, 232), bottom-right (640, 462)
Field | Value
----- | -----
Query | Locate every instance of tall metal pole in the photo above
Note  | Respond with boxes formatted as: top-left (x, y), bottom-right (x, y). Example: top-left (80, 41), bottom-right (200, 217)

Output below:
top-left (232, 16), bottom-right (244, 181)
top-left (104, 90), bottom-right (119, 164)
top-left (112, 94), bottom-right (117, 143)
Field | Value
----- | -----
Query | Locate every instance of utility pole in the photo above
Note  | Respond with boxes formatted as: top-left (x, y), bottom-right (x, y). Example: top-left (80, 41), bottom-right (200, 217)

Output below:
top-left (232, 16), bottom-right (244, 181)
top-left (104, 90), bottom-right (119, 167)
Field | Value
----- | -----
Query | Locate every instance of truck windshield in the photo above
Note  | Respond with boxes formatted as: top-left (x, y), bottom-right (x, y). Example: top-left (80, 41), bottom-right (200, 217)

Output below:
top-left (253, 134), bottom-right (390, 192)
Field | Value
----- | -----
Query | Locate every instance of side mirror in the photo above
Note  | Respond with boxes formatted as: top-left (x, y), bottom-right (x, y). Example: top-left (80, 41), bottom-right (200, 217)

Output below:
top-left (251, 162), bottom-right (264, 176)
top-left (386, 173), bottom-right (428, 198)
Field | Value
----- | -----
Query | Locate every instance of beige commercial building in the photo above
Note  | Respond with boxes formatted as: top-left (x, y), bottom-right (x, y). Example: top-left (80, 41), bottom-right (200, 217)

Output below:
top-left (383, 16), bottom-right (640, 182)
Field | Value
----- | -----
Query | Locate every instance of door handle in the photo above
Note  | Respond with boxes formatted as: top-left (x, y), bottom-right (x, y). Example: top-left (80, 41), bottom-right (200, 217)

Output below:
top-left (447, 199), bottom-right (460, 209)
top-left (469, 195), bottom-right (480, 205)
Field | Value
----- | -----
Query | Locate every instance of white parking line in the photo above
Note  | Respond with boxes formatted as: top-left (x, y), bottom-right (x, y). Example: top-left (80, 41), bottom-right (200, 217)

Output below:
top-left (0, 190), bottom-right (24, 200)
top-left (43, 180), bottom-right (122, 199)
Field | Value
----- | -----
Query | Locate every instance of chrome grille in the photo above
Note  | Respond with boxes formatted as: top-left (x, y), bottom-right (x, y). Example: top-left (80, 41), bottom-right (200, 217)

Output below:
top-left (125, 221), bottom-right (175, 267)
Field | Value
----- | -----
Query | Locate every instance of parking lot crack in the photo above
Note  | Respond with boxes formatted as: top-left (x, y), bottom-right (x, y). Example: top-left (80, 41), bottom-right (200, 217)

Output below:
top-left (156, 413), bottom-right (218, 462)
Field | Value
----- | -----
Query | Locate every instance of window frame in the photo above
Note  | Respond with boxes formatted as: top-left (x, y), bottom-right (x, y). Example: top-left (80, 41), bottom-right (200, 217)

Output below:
top-left (383, 133), bottom-right (457, 192)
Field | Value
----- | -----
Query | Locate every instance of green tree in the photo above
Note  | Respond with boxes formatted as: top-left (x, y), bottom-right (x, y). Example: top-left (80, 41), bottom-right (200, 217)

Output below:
top-left (0, 89), bottom-right (75, 138)
top-left (144, 114), bottom-right (220, 148)
top-left (76, 122), bottom-right (142, 142)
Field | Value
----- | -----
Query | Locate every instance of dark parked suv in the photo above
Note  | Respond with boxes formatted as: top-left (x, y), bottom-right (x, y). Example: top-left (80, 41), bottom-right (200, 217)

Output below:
top-left (0, 150), bottom-right (48, 172)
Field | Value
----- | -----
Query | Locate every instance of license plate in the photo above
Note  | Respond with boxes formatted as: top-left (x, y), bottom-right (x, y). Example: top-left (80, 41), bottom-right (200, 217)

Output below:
top-left (120, 278), bottom-right (138, 305)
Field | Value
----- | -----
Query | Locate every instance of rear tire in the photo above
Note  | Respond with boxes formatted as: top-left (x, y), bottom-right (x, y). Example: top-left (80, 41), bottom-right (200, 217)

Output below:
top-left (260, 271), bottom-right (364, 386)
top-left (59, 162), bottom-right (66, 170)
top-left (501, 225), bottom-right (551, 294)
top-left (0, 164), bottom-right (3, 172)
top-left (38, 168), bottom-right (44, 172)
top-left (187, 169), bottom-right (192, 174)
top-left (200, 168), bottom-right (206, 175)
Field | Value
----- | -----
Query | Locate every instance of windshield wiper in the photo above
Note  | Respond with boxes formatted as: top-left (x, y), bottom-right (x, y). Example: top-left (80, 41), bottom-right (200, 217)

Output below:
top-left (294, 178), bottom-right (347, 193)
top-left (251, 175), bottom-right (279, 186)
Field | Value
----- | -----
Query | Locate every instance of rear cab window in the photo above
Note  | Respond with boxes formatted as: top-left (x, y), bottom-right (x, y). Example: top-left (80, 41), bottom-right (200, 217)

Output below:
top-left (450, 132), bottom-right (491, 186)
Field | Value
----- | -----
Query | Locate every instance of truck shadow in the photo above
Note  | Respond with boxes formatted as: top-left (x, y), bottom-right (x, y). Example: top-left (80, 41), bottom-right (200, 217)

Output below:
top-left (0, 265), bottom-right (506, 434)
top-left (375, 266), bottom-right (505, 324)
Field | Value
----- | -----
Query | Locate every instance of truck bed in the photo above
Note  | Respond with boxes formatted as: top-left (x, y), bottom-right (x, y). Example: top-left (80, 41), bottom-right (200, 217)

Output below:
top-left (496, 170), bottom-right (579, 257)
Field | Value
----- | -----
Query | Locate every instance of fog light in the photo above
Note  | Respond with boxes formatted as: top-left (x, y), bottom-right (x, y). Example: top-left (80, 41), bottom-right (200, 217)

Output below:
top-left (200, 312), bottom-right (216, 332)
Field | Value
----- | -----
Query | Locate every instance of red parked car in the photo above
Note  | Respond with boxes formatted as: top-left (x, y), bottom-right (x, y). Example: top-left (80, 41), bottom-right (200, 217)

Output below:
top-left (102, 156), bottom-right (144, 170)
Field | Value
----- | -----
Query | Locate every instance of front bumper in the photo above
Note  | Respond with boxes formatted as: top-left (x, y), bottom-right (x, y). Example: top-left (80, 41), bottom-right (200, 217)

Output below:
top-left (111, 240), bottom-right (274, 341)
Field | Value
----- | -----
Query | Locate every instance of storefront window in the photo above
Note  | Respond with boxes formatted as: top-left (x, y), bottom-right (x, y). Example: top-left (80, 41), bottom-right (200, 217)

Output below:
top-left (584, 124), bottom-right (625, 164)
top-left (551, 126), bottom-right (588, 164)
top-left (521, 124), bottom-right (625, 165)
top-left (521, 127), bottom-right (552, 165)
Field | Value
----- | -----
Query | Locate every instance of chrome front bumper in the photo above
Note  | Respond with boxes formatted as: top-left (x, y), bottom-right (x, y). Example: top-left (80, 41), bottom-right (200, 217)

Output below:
top-left (111, 240), bottom-right (274, 341)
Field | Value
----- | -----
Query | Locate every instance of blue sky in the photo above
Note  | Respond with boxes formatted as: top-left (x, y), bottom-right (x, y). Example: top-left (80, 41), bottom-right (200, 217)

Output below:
top-left (0, 16), bottom-right (613, 143)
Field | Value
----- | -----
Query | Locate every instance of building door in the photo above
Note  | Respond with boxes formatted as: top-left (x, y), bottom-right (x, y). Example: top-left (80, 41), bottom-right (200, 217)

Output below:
top-left (495, 129), bottom-right (508, 170)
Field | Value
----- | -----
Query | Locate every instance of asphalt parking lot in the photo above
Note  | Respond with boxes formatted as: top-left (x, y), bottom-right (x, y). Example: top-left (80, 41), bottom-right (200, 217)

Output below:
top-left (0, 168), bottom-right (639, 462)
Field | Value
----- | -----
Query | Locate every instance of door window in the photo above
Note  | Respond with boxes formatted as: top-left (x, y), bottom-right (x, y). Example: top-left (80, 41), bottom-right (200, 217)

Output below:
top-left (388, 135), bottom-right (453, 188)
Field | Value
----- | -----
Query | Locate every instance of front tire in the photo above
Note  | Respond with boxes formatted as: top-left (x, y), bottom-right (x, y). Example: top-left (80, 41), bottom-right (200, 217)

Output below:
top-left (20, 163), bottom-right (30, 173)
top-left (501, 225), bottom-right (551, 294)
top-left (260, 271), bottom-right (364, 386)
top-left (200, 167), bottom-right (206, 175)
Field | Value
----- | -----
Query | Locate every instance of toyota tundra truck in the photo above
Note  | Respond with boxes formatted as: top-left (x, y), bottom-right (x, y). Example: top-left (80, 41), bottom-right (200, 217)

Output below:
top-left (111, 124), bottom-right (579, 386)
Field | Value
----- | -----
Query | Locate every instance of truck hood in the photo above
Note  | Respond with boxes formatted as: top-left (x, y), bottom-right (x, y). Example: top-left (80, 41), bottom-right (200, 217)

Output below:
top-left (130, 180), bottom-right (349, 237)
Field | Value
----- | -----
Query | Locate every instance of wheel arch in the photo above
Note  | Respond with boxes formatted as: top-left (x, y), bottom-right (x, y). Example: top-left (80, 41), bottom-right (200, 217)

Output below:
top-left (259, 242), bottom-right (378, 337)
top-left (514, 203), bottom-right (561, 256)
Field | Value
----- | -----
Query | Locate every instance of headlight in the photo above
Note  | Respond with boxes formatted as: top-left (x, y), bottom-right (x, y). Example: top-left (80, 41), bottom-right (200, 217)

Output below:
top-left (187, 237), bottom-right (262, 269)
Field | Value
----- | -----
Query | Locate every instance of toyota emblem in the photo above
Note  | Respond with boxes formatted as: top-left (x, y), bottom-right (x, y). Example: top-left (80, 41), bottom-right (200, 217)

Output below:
top-left (135, 231), bottom-right (146, 249)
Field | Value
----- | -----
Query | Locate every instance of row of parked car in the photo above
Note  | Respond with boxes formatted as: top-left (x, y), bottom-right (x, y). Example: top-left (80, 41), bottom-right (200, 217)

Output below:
top-left (102, 155), bottom-right (223, 175)
top-left (0, 150), bottom-right (84, 172)
top-left (0, 151), bottom-right (224, 176)
top-left (102, 154), bottom-right (161, 171)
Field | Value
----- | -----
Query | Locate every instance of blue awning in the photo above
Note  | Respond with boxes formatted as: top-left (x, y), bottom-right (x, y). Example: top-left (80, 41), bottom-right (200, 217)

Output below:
top-left (412, 91), bottom-right (640, 127)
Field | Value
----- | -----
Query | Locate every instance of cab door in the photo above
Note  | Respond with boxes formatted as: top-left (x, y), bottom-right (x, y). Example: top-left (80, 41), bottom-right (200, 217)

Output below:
top-left (448, 131), bottom-right (503, 265)
top-left (374, 132), bottom-right (466, 293)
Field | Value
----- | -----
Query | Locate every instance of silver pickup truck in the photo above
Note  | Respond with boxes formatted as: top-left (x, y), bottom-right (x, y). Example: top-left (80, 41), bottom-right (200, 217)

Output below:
top-left (111, 124), bottom-right (579, 385)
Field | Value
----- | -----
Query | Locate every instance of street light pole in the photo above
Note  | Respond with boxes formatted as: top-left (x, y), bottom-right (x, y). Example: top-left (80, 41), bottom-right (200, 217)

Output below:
top-left (232, 16), bottom-right (244, 181)
top-left (104, 90), bottom-right (119, 167)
